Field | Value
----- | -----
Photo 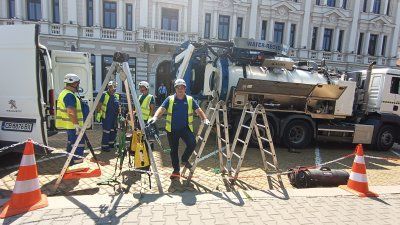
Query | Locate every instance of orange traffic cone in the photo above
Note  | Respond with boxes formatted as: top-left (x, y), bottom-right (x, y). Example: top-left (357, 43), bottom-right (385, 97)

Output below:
top-left (340, 144), bottom-right (378, 197)
top-left (0, 140), bottom-right (48, 218)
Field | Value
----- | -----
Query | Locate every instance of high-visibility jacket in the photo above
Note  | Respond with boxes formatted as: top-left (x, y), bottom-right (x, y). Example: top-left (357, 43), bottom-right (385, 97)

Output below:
top-left (139, 94), bottom-right (153, 121)
top-left (165, 95), bottom-right (194, 132)
top-left (96, 92), bottom-right (119, 122)
top-left (56, 89), bottom-right (83, 129)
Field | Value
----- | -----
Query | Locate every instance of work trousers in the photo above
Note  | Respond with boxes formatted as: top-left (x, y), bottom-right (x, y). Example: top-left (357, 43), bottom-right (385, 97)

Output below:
top-left (166, 126), bottom-right (196, 173)
top-left (67, 129), bottom-right (85, 165)
top-left (101, 115), bottom-right (117, 151)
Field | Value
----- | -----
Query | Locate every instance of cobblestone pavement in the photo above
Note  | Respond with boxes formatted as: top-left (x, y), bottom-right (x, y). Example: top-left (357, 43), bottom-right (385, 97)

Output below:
top-left (1, 119), bottom-right (400, 198)
top-left (1, 187), bottom-right (400, 224)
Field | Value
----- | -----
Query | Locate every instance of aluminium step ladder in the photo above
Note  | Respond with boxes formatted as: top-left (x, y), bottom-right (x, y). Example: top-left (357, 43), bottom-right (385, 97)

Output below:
top-left (181, 100), bottom-right (230, 183)
top-left (227, 103), bottom-right (280, 184)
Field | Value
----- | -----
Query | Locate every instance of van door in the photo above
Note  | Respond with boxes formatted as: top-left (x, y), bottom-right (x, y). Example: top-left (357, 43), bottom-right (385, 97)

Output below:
top-left (380, 75), bottom-right (400, 116)
top-left (51, 51), bottom-right (93, 127)
top-left (0, 24), bottom-right (48, 150)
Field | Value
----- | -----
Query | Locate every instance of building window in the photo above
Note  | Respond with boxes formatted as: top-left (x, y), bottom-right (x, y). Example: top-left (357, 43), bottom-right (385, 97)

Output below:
top-left (390, 77), bottom-right (400, 94)
top-left (274, 22), bottom-right (284, 44)
top-left (311, 27), bottom-right (318, 50)
top-left (236, 17), bottom-right (243, 37)
top-left (381, 35), bottom-right (387, 56)
top-left (90, 55), bottom-right (96, 91)
top-left (373, 0), bottom-right (381, 14)
top-left (386, 0), bottom-right (391, 15)
top-left (27, 0), bottom-right (41, 21)
top-left (103, 1), bottom-right (117, 29)
top-left (126, 4), bottom-right (133, 31)
top-left (161, 8), bottom-right (179, 31)
top-left (342, 0), bottom-right (347, 9)
top-left (368, 34), bottom-right (378, 56)
top-left (218, 15), bottom-right (230, 40)
top-left (322, 28), bottom-right (333, 51)
top-left (53, 0), bottom-right (60, 23)
top-left (289, 24), bottom-right (296, 48)
top-left (363, 0), bottom-right (368, 12)
top-left (204, 13), bottom-right (211, 39)
top-left (8, 0), bottom-right (15, 18)
top-left (87, 0), bottom-right (93, 26)
top-left (261, 20), bottom-right (267, 40)
top-left (327, 0), bottom-right (336, 7)
top-left (357, 33), bottom-right (364, 55)
top-left (316, 0), bottom-right (321, 5)
top-left (337, 30), bottom-right (344, 52)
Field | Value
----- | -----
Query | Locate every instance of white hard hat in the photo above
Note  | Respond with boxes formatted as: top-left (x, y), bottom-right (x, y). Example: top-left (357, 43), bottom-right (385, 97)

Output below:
top-left (64, 74), bottom-right (80, 84)
top-left (108, 80), bottom-right (117, 87)
top-left (138, 81), bottom-right (149, 89)
top-left (174, 79), bottom-right (186, 87)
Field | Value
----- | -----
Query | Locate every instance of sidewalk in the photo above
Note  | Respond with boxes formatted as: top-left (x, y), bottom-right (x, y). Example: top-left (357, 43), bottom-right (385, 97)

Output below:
top-left (1, 185), bottom-right (400, 224)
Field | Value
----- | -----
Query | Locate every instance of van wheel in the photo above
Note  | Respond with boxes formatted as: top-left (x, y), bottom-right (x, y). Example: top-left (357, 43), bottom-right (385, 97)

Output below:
top-left (375, 125), bottom-right (395, 151)
top-left (283, 120), bottom-right (312, 149)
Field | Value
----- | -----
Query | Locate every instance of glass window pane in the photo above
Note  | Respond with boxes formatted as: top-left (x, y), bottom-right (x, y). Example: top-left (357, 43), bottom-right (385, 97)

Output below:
top-left (8, 0), bottom-right (15, 18)
top-left (161, 8), bottom-right (179, 31)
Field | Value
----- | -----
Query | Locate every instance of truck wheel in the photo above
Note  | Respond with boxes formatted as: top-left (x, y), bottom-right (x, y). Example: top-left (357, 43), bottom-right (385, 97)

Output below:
top-left (375, 125), bottom-right (395, 151)
top-left (283, 120), bottom-right (312, 148)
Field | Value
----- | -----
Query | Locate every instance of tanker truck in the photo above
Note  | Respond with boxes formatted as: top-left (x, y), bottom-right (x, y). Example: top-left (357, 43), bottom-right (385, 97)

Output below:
top-left (171, 38), bottom-right (400, 151)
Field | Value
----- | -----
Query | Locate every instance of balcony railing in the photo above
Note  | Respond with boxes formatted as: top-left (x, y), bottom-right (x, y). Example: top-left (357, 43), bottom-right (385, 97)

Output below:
top-left (82, 27), bottom-right (94, 38)
top-left (101, 28), bottom-right (117, 39)
top-left (124, 31), bottom-right (133, 41)
top-left (137, 28), bottom-right (198, 44)
top-left (50, 24), bottom-right (61, 35)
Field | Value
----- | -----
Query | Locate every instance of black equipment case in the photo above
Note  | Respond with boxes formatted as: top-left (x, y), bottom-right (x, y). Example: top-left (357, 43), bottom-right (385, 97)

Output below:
top-left (288, 167), bottom-right (349, 188)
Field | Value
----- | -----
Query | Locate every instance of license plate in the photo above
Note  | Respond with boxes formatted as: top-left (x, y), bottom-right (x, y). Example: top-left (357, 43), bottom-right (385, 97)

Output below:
top-left (1, 121), bottom-right (33, 132)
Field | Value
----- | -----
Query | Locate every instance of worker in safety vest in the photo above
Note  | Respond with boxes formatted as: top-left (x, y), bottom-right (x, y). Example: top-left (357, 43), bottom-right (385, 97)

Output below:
top-left (96, 81), bottom-right (120, 152)
top-left (138, 81), bottom-right (155, 123)
top-left (148, 79), bottom-right (209, 179)
top-left (56, 74), bottom-right (85, 165)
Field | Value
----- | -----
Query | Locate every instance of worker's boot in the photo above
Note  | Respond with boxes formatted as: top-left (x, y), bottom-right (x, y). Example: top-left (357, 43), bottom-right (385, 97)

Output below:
top-left (170, 171), bottom-right (180, 180)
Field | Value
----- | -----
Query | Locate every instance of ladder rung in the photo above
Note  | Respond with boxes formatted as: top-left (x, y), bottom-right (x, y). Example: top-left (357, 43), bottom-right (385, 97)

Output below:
top-left (197, 136), bottom-right (204, 141)
top-left (216, 123), bottom-right (225, 127)
top-left (237, 139), bottom-right (245, 144)
top-left (222, 152), bottom-right (228, 158)
top-left (217, 108), bottom-right (224, 112)
top-left (245, 110), bottom-right (254, 114)
top-left (265, 161), bottom-right (277, 169)
top-left (263, 149), bottom-right (273, 156)
top-left (260, 137), bottom-right (270, 142)
top-left (219, 137), bottom-right (228, 143)
top-left (232, 152), bottom-right (240, 158)
top-left (257, 124), bottom-right (266, 128)
top-left (209, 107), bottom-right (216, 110)
top-left (241, 124), bottom-right (250, 129)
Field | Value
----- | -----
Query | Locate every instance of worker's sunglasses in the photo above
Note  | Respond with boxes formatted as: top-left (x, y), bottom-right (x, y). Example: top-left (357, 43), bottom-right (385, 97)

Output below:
top-left (175, 85), bottom-right (186, 89)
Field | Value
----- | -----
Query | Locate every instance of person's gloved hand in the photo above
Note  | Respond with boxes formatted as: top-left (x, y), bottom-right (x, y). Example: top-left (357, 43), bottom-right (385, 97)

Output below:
top-left (74, 124), bottom-right (82, 135)
top-left (203, 118), bottom-right (211, 126)
top-left (147, 116), bottom-right (158, 125)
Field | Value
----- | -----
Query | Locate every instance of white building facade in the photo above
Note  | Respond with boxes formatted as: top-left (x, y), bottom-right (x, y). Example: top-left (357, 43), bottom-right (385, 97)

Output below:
top-left (1, 0), bottom-right (400, 94)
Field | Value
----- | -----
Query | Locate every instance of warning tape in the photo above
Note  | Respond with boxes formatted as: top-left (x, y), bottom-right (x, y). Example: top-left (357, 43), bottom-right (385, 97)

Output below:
top-left (364, 155), bottom-right (400, 162)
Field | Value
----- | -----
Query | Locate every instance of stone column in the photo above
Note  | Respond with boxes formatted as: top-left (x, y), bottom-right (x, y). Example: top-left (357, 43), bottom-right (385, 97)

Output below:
top-left (299, 0), bottom-right (312, 58)
top-left (376, 34), bottom-right (384, 56)
top-left (117, 0), bottom-right (124, 28)
top-left (347, 0), bottom-right (361, 62)
top-left (65, 0), bottom-right (78, 36)
top-left (338, 0), bottom-right (344, 8)
top-left (332, 28), bottom-right (340, 52)
top-left (94, 0), bottom-right (100, 26)
top-left (248, 0), bottom-right (258, 38)
top-left (15, 0), bottom-right (22, 19)
top-left (267, 18), bottom-right (274, 42)
top-left (190, 0), bottom-right (199, 33)
top-left (317, 26), bottom-right (325, 51)
top-left (368, 0), bottom-right (375, 12)
top-left (363, 32), bottom-right (370, 55)
top-left (284, 21), bottom-right (291, 46)
top-left (140, 0), bottom-right (148, 27)
top-left (183, 6), bottom-right (188, 32)
top-left (152, 1), bottom-right (156, 28)
top-left (382, 0), bottom-right (389, 14)
top-left (41, 0), bottom-right (49, 21)
top-left (231, 12), bottom-right (237, 39)
top-left (95, 54), bottom-right (102, 92)
top-left (389, 1), bottom-right (400, 60)
top-left (1, 0), bottom-right (6, 18)
top-left (213, 10), bottom-right (218, 39)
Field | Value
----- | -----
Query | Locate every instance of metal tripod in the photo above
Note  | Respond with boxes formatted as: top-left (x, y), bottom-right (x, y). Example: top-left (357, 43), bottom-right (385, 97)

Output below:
top-left (53, 52), bottom-right (163, 194)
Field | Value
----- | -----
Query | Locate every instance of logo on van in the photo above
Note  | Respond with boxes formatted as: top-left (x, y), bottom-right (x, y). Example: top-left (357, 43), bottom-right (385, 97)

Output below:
top-left (9, 100), bottom-right (17, 109)
top-left (6, 100), bottom-right (21, 113)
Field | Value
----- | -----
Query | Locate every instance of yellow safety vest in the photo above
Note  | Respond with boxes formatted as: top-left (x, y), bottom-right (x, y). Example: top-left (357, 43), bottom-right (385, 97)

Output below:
top-left (56, 89), bottom-right (83, 129)
top-left (139, 94), bottom-right (153, 121)
top-left (165, 95), bottom-right (194, 132)
top-left (96, 92), bottom-right (119, 122)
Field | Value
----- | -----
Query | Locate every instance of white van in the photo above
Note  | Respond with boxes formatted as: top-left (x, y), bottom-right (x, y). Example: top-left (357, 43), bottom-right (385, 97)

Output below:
top-left (0, 24), bottom-right (92, 154)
